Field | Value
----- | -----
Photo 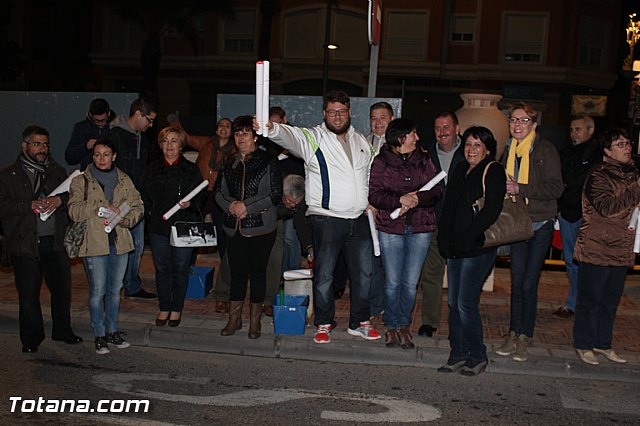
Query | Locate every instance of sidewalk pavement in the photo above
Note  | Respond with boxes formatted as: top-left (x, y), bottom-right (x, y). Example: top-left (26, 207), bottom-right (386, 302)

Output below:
top-left (1, 249), bottom-right (640, 382)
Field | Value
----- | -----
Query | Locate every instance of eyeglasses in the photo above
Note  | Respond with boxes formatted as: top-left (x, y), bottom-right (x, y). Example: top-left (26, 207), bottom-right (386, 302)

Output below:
top-left (509, 116), bottom-right (532, 124)
top-left (611, 139), bottom-right (632, 149)
top-left (144, 115), bottom-right (155, 124)
top-left (234, 130), bottom-right (253, 137)
top-left (89, 113), bottom-right (110, 125)
top-left (24, 141), bottom-right (51, 148)
top-left (325, 109), bottom-right (349, 118)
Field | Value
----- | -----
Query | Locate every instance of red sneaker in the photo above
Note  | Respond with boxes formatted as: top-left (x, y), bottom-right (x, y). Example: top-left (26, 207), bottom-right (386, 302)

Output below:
top-left (314, 324), bottom-right (332, 344)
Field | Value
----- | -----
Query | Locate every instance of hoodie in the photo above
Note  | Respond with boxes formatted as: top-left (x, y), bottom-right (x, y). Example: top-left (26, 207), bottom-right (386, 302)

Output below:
top-left (101, 115), bottom-right (148, 190)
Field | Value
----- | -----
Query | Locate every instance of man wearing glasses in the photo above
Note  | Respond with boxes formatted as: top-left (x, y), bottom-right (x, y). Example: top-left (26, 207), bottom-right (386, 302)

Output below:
top-left (65, 98), bottom-right (114, 170)
top-left (102, 96), bottom-right (158, 299)
top-left (0, 125), bottom-right (82, 353)
top-left (260, 90), bottom-right (381, 344)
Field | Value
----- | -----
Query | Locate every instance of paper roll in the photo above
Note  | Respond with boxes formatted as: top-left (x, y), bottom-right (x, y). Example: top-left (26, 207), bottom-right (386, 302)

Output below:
top-left (39, 170), bottom-right (83, 221)
top-left (367, 209), bottom-right (381, 257)
top-left (389, 171), bottom-right (447, 220)
top-left (104, 202), bottom-right (131, 233)
top-left (256, 61), bottom-right (264, 136)
top-left (162, 180), bottom-right (209, 221)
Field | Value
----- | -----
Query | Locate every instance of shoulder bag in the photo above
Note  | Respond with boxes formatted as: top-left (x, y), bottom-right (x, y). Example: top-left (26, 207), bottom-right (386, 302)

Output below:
top-left (473, 162), bottom-right (534, 248)
top-left (64, 175), bottom-right (89, 258)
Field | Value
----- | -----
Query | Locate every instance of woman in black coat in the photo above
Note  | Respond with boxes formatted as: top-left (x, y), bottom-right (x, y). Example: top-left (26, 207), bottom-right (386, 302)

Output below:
top-left (437, 126), bottom-right (506, 376)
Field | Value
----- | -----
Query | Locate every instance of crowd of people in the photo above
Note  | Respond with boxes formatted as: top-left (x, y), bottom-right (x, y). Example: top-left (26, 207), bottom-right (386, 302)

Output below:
top-left (0, 92), bottom-right (637, 375)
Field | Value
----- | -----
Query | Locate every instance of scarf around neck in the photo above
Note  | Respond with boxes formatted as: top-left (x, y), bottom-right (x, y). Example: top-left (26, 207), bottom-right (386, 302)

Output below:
top-left (90, 163), bottom-right (119, 203)
top-left (20, 152), bottom-right (49, 195)
top-left (506, 131), bottom-right (536, 184)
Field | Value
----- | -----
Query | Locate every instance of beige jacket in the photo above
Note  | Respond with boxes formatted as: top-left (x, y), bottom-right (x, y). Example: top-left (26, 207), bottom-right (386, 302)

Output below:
top-left (67, 167), bottom-right (144, 257)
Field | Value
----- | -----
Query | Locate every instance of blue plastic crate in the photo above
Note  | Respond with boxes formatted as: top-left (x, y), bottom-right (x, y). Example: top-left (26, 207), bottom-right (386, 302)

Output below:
top-left (273, 294), bottom-right (309, 335)
top-left (185, 266), bottom-right (213, 299)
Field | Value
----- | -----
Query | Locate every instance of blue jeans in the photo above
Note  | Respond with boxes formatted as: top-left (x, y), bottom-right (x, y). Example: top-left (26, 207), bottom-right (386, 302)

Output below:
top-left (123, 218), bottom-right (145, 296)
top-left (282, 218), bottom-right (302, 272)
top-left (149, 233), bottom-right (194, 312)
top-left (447, 250), bottom-right (496, 362)
top-left (370, 255), bottom-right (385, 317)
top-left (84, 245), bottom-right (127, 337)
top-left (509, 220), bottom-right (554, 337)
top-left (573, 263), bottom-right (626, 350)
top-left (379, 228), bottom-right (431, 329)
top-left (309, 214), bottom-right (373, 329)
top-left (558, 214), bottom-right (582, 311)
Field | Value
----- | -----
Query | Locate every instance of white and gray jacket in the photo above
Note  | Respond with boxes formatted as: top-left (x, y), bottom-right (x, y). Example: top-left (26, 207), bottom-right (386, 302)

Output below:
top-left (268, 122), bottom-right (373, 219)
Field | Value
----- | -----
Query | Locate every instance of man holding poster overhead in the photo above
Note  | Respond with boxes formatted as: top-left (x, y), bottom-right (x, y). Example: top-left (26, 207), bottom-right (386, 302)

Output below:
top-left (257, 90), bottom-right (381, 344)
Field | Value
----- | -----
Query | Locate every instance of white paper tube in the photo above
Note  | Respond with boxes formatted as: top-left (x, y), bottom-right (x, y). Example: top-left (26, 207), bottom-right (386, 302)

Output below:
top-left (367, 209), bottom-right (381, 257)
top-left (256, 61), bottom-right (264, 136)
top-left (39, 170), bottom-right (84, 221)
top-left (98, 206), bottom-right (116, 220)
top-left (277, 153), bottom-right (289, 161)
top-left (104, 202), bottom-right (131, 233)
top-left (261, 61), bottom-right (270, 136)
top-left (629, 207), bottom-right (639, 230)
top-left (162, 180), bottom-right (209, 221)
top-left (389, 171), bottom-right (447, 220)
top-left (634, 213), bottom-right (640, 253)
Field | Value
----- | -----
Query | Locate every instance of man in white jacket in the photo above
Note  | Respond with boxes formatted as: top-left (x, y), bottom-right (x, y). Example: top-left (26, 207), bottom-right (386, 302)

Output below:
top-left (259, 90), bottom-right (381, 344)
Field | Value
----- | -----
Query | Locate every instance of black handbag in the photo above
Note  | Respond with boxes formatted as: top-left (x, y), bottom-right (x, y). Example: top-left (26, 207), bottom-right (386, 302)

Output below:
top-left (474, 162), bottom-right (534, 248)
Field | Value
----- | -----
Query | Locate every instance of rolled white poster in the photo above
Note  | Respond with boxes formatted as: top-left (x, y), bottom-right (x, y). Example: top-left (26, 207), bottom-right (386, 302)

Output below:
top-left (367, 208), bottom-right (381, 257)
top-left (39, 170), bottom-right (83, 221)
top-left (104, 202), bottom-right (131, 233)
top-left (261, 60), bottom-right (270, 136)
top-left (634, 210), bottom-right (640, 254)
top-left (162, 179), bottom-right (209, 221)
top-left (256, 61), bottom-right (264, 136)
top-left (629, 207), bottom-right (639, 230)
top-left (389, 170), bottom-right (447, 220)
top-left (98, 206), bottom-right (116, 220)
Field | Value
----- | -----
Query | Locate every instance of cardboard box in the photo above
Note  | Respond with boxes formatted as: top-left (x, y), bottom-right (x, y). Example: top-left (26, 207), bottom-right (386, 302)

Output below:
top-left (273, 294), bottom-right (309, 335)
top-left (186, 266), bottom-right (213, 299)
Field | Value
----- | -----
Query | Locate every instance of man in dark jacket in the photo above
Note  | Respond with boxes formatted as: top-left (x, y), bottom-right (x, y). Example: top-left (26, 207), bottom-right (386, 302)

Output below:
top-left (102, 96), bottom-right (158, 299)
top-left (417, 112), bottom-right (465, 337)
top-left (0, 125), bottom-right (82, 353)
top-left (553, 114), bottom-right (601, 318)
top-left (65, 98), bottom-right (114, 170)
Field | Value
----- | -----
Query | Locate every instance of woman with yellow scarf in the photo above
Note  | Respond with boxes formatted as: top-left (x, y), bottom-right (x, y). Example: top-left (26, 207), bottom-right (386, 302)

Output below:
top-left (494, 102), bottom-right (563, 363)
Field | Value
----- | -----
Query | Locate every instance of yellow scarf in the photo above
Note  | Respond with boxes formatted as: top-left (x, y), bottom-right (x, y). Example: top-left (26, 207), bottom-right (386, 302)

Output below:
top-left (506, 131), bottom-right (536, 184)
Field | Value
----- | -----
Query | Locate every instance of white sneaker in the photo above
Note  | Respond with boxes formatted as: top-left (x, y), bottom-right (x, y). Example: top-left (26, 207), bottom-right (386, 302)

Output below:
top-left (314, 324), bottom-right (332, 344)
top-left (347, 321), bottom-right (381, 341)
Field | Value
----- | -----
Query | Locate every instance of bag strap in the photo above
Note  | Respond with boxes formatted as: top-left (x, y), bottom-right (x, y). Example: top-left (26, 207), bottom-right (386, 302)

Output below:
top-left (82, 174), bottom-right (88, 201)
top-left (480, 161), bottom-right (497, 197)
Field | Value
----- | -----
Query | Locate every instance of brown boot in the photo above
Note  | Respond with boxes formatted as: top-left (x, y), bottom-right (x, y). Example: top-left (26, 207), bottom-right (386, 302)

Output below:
top-left (248, 303), bottom-right (262, 339)
top-left (215, 300), bottom-right (229, 313)
top-left (221, 301), bottom-right (243, 336)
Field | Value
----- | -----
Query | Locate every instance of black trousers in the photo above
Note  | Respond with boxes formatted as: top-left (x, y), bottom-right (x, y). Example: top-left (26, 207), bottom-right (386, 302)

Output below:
top-left (11, 236), bottom-right (74, 347)
top-left (227, 231), bottom-right (276, 303)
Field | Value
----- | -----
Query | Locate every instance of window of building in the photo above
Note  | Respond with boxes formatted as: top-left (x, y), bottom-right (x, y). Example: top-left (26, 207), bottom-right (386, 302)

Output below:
top-left (451, 15), bottom-right (476, 43)
top-left (283, 10), bottom-right (320, 59)
top-left (383, 11), bottom-right (428, 61)
top-left (502, 13), bottom-right (548, 64)
top-left (166, 14), bottom-right (207, 38)
top-left (102, 6), bottom-right (145, 52)
top-left (220, 9), bottom-right (256, 54)
top-left (577, 16), bottom-right (610, 69)
top-left (333, 10), bottom-right (368, 61)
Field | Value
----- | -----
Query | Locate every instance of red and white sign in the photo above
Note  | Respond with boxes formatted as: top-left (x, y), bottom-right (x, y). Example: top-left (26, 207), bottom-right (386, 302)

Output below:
top-left (368, 0), bottom-right (382, 46)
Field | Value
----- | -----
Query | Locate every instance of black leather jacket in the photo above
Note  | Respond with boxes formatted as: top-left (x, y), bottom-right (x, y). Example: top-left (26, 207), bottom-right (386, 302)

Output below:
top-left (215, 149), bottom-right (282, 237)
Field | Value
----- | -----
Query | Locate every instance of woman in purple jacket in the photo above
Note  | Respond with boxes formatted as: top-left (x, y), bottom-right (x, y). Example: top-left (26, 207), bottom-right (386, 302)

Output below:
top-left (369, 118), bottom-right (442, 349)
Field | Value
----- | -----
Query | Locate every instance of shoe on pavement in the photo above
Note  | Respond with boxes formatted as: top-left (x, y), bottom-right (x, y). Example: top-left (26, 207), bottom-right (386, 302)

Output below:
top-left (460, 358), bottom-right (488, 377)
top-left (576, 349), bottom-right (599, 365)
top-left (125, 289), bottom-right (157, 299)
top-left (263, 304), bottom-right (274, 317)
top-left (495, 330), bottom-right (518, 356)
top-left (398, 327), bottom-right (415, 349)
top-left (593, 348), bottom-right (626, 364)
top-left (552, 306), bottom-right (574, 318)
top-left (106, 331), bottom-right (131, 349)
top-left (512, 334), bottom-right (531, 362)
top-left (418, 324), bottom-right (436, 337)
top-left (385, 329), bottom-right (399, 348)
top-left (437, 357), bottom-right (467, 373)
top-left (347, 321), bottom-right (381, 341)
top-left (314, 324), bottom-right (332, 344)
top-left (95, 337), bottom-right (110, 355)
top-left (53, 334), bottom-right (84, 344)
top-left (215, 301), bottom-right (229, 313)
